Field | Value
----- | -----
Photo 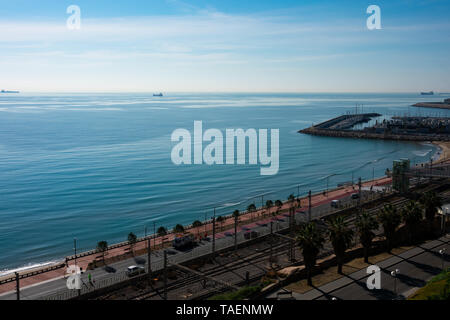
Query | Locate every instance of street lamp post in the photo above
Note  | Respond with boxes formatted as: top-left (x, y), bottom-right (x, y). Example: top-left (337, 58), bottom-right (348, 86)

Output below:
top-left (442, 212), bottom-right (447, 236)
top-left (439, 249), bottom-right (446, 270)
top-left (391, 269), bottom-right (400, 298)
top-left (74, 238), bottom-right (77, 266)
top-left (153, 222), bottom-right (156, 249)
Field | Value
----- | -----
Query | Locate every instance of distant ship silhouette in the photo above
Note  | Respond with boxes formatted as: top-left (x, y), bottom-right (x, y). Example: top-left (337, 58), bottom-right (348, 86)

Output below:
top-left (153, 93), bottom-right (163, 97)
top-left (1, 89), bottom-right (19, 93)
top-left (421, 91), bottom-right (434, 96)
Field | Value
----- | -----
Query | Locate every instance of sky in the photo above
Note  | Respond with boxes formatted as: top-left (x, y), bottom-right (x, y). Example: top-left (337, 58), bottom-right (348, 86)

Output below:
top-left (0, 0), bottom-right (449, 93)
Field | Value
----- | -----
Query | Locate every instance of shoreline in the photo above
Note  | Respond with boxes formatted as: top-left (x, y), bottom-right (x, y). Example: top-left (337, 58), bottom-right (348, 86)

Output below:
top-left (432, 141), bottom-right (450, 164)
top-left (0, 143), bottom-right (445, 282)
top-left (0, 174), bottom-right (393, 285)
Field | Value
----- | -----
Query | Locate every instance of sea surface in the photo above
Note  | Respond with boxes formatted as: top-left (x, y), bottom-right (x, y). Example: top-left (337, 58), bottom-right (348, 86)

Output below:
top-left (1, 92), bottom-right (449, 274)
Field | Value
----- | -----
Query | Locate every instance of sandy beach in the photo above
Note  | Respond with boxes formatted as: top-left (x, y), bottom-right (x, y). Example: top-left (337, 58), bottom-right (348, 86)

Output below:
top-left (433, 141), bottom-right (450, 164)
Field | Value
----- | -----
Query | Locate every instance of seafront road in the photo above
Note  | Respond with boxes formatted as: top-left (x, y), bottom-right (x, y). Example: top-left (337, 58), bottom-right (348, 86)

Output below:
top-left (0, 179), bottom-right (390, 300)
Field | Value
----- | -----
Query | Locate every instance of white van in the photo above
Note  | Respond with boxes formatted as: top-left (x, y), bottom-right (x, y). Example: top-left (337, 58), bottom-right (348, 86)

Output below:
top-left (127, 265), bottom-right (145, 277)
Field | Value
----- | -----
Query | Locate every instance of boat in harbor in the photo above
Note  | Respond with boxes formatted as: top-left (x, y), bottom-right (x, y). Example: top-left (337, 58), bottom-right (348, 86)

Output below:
top-left (153, 93), bottom-right (163, 97)
top-left (421, 91), bottom-right (434, 95)
top-left (0, 89), bottom-right (20, 93)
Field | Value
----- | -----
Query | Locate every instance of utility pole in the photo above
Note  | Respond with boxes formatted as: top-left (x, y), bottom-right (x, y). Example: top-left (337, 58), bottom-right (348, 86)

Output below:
top-left (147, 238), bottom-right (152, 280)
top-left (15, 272), bottom-right (20, 301)
top-left (163, 250), bottom-right (168, 300)
top-left (326, 176), bottom-right (329, 197)
top-left (358, 178), bottom-right (362, 212)
top-left (212, 209), bottom-right (216, 258)
top-left (270, 221), bottom-right (273, 269)
top-left (430, 158), bottom-right (433, 182)
top-left (308, 190), bottom-right (312, 222)
top-left (289, 206), bottom-right (295, 262)
top-left (234, 215), bottom-right (238, 252)
top-left (153, 222), bottom-right (156, 249)
top-left (74, 238), bottom-right (77, 266)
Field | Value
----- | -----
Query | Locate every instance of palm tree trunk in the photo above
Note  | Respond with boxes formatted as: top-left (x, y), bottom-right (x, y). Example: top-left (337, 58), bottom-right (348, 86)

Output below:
top-left (307, 268), bottom-right (312, 286)
top-left (386, 238), bottom-right (391, 253)
top-left (363, 246), bottom-right (369, 263)
top-left (337, 257), bottom-right (343, 274)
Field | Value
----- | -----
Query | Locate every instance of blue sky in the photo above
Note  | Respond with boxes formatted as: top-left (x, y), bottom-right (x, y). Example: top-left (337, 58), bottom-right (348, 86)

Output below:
top-left (1, 0), bottom-right (449, 92)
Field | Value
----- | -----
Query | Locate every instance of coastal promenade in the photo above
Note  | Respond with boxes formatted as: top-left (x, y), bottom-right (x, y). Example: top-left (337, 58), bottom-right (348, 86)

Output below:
top-left (0, 176), bottom-right (392, 298)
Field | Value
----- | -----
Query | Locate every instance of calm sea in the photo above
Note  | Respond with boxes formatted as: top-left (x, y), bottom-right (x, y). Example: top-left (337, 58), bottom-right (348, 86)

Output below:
top-left (1, 92), bottom-right (449, 273)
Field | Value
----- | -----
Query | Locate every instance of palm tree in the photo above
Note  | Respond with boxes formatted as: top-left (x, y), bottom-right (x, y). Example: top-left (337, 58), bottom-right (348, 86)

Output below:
top-left (288, 194), bottom-right (295, 203)
top-left (173, 224), bottom-right (185, 234)
top-left (96, 241), bottom-right (108, 263)
top-left (420, 191), bottom-right (442, 233)
top-left (192, 220), bottom-right (202, 237)
top-left (247, 204), bottom-right (257, 220)
top-left (127, 232), bottom-right (137, 255)
top-left (327, 216), bottom-right (354, 274)
top-left (377, 204), bottom-right (401, 253)
top-left (296, 223), bottom-right (325, 286)
top-left (355, 212), bottom-right (379, 263)
top-left (266, 200), bottom-right (274, 218)
top-left (275, 200), bottom-right (283, 216)
top-left (157, 226), bottom-right (167, 237)
top-left (216, 216), bottom-right (224, 231)
top-left (401, 200), bottom-right (423, 244)
top-left (233, 210), bottom-right (240, 251)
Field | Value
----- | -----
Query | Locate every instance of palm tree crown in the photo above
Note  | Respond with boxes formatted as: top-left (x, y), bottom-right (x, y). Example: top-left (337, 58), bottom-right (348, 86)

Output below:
top-left (356, 212), bottom-right (379, 262)
top-left (296, 223), bottom-right (325, 285)
top-left (377, 204), bottom-right (401, 252)
top-left (327, 216), bottom-right (354, 274)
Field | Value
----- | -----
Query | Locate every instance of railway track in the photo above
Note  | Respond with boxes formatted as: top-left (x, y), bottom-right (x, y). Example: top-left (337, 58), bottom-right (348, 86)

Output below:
top-left (131, 239), bottom-right (293, 300)
top-left (103, 182), bottom-right (450, 300)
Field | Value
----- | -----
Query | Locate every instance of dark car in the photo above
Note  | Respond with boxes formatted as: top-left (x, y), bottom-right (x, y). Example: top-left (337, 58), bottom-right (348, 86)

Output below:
top-left (351, 193), bottom-right (360, 200)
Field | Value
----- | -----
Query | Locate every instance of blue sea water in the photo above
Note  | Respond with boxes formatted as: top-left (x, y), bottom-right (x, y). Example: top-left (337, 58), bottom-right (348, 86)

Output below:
top-left (0, 92), bottom-right (449, 273)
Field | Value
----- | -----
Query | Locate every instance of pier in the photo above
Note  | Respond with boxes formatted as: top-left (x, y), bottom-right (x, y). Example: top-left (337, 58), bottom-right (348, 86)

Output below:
top-left (300, 114), bottom-right (450, 142)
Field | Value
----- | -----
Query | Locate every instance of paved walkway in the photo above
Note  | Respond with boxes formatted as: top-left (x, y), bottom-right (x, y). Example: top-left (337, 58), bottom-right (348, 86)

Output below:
top-left (270, 235), bottom-right (449, 300)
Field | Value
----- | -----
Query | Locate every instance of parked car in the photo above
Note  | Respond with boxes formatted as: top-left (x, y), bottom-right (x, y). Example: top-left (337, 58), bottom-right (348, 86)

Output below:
top-left (172, 234), bottom-right (195, 249)
top-left (127, 265), bottom-right (145, 277)
top-left (351, 193), bottom-right (360, 200)
top-left (331, 200), bottom-right (341, 208)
